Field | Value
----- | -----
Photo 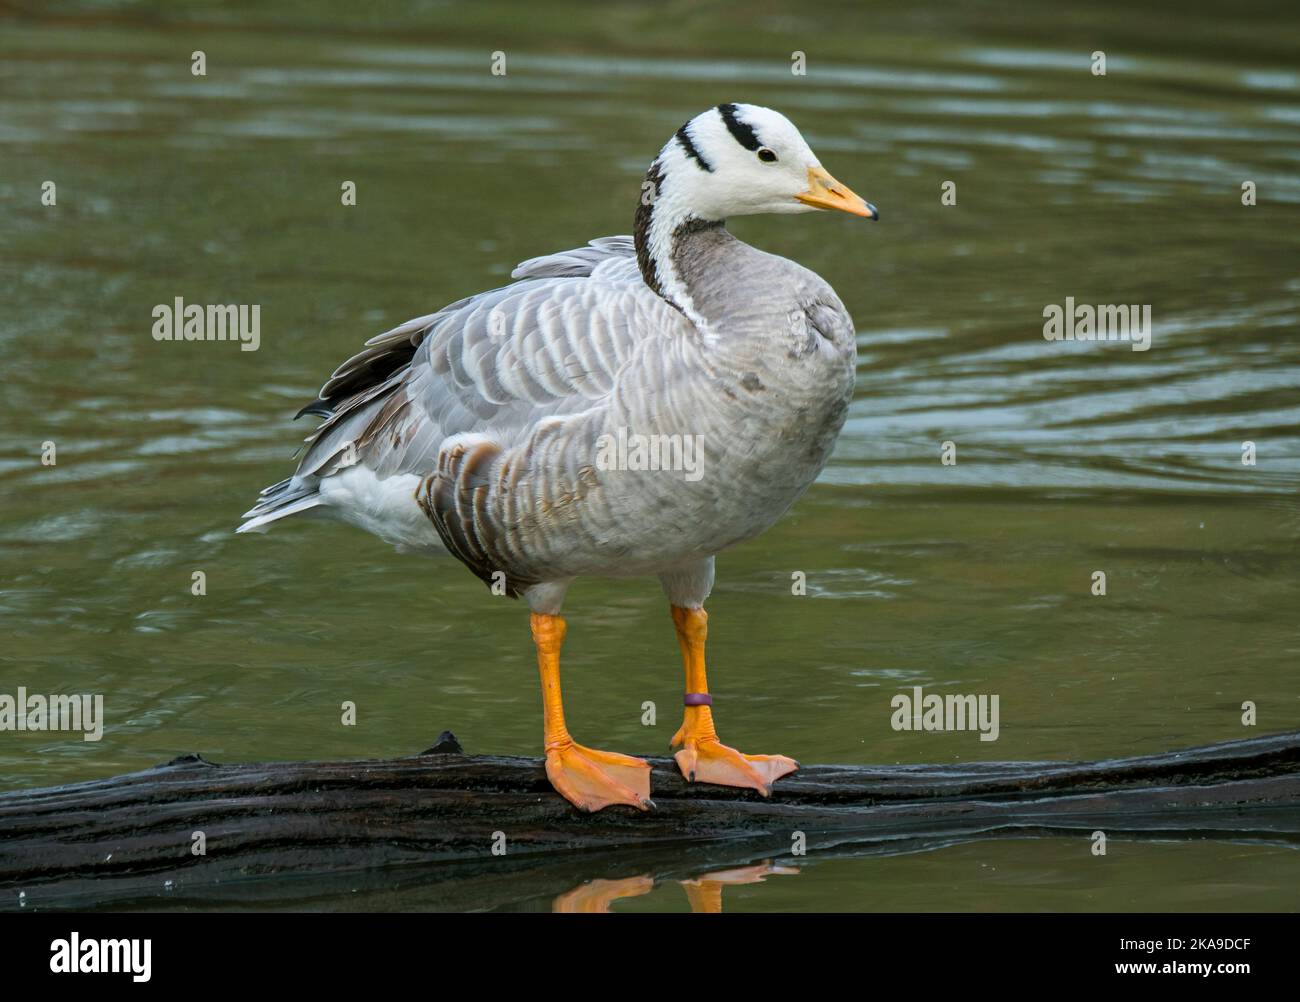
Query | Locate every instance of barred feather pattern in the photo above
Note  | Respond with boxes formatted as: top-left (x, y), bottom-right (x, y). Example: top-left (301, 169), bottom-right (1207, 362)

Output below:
top-left (239, 229), bottom-right (856, 607)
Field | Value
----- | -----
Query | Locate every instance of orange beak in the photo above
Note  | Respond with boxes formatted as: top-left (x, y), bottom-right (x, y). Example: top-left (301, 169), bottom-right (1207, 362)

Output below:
top-left (795, 165), bottom-right (878, 219)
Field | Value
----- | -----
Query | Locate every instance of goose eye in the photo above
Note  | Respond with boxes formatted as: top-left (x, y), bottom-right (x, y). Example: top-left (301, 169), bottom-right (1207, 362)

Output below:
top-left (757, 148), bottom-right (778, 163)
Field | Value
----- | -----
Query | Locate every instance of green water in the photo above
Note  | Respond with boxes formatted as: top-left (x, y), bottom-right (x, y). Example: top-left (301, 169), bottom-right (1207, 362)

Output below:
top-left (1, 1), bottom-right (1298, 911)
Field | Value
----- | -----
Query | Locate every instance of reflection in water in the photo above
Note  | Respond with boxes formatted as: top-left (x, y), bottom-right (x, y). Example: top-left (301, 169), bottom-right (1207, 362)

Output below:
top-left (552, 875), bottom-right (655, 914)
top-left (677, 863), bottom-right (801, 914)
top-left (552, 863), bottom-right (800, 914)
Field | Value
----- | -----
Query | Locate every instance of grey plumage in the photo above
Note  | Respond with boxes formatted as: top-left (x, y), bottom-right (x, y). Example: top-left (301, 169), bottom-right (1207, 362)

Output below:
top-left (239, 105), bottom-right (859, 615)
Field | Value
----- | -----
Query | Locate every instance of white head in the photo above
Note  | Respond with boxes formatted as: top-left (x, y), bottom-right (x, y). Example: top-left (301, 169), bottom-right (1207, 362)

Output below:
top-left (653, 103), bottom-right (877, 222)
top-left (633, 104), bottom-right (876, 328)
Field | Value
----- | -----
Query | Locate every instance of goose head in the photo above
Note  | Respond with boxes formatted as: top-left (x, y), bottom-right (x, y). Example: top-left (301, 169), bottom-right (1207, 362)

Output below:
top-left (653, 103), bottom-right (878, 222)
top-left (633, 103), bottom-right (876, 326)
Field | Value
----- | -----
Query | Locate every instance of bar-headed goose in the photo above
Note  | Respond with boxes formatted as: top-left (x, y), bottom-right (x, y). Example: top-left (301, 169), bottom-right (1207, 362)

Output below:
top-left (239, 103), bottom-right (877, 812)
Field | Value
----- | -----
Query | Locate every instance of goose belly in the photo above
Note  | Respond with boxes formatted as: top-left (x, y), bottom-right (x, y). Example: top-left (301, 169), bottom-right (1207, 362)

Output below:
top-left (544, 346), bottom-right (855, 577)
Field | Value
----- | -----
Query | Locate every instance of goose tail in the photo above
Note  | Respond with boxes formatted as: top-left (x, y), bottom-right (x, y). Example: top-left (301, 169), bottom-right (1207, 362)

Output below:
top-left (236, 477), bottom-right (323, 533)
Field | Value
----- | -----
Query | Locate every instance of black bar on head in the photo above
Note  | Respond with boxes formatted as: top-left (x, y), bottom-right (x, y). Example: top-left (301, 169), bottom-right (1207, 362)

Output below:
top-left (717, 103), bottom-right (760, 151)
top-left (676, 124), bottom-right (714, 172)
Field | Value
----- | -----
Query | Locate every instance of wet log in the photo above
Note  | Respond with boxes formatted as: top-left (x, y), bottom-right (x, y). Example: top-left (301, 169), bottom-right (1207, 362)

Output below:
top-left (2, 730), bottom-right (1298, 910)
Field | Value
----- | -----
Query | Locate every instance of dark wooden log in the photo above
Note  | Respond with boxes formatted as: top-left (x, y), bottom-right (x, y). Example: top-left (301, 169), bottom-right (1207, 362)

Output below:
top-left (2, 730), bottom-right (1298, 911)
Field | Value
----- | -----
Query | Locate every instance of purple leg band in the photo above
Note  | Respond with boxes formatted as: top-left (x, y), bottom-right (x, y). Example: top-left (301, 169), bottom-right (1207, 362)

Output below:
top-left (684, 692), bottom-right (712, 707)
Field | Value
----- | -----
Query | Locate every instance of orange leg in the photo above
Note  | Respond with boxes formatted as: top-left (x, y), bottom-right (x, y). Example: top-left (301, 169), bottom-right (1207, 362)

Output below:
top-left (668, 605), bottom-right (798, 794)
top-left (680, 862), bottom-right (800, 913)
top-left (552, 875), bottom-right (655, 913)
top-left (532, 613), bottom-right (652, 813)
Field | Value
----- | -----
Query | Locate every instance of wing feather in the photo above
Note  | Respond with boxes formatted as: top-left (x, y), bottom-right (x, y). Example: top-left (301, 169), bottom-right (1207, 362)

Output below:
top-left (248, 239), bottom-right (690, 528)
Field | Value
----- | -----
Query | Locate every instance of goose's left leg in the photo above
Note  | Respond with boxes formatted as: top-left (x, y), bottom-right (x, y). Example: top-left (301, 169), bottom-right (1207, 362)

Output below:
top-left (659, 561), bottom-right (798, 794)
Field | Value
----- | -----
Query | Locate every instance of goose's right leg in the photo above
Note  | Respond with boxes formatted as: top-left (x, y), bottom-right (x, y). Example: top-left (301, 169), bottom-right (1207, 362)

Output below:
top-left (531, 612), bottom-right (653, 813)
